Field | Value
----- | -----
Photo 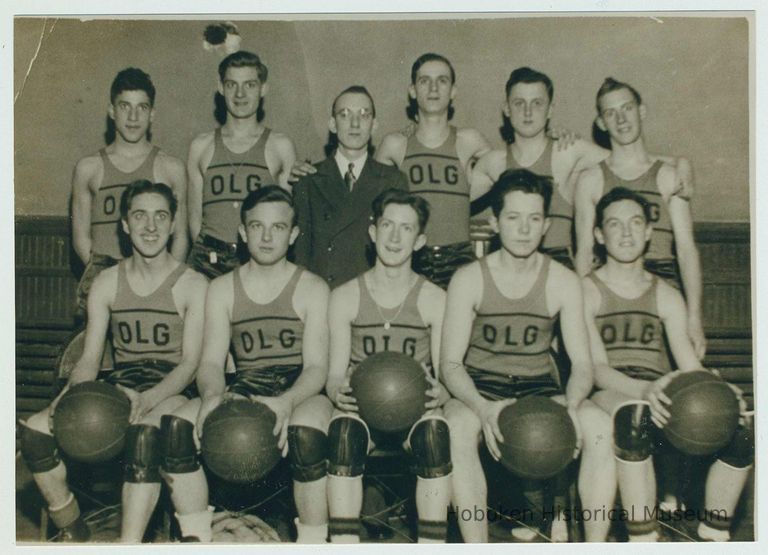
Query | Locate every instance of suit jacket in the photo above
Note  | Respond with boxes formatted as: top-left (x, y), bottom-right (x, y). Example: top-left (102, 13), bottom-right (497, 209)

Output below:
top-left (293, 156), bottom-right (408, 289)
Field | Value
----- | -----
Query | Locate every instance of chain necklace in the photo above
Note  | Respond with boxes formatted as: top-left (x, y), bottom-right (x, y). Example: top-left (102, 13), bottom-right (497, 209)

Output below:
top-left (368, 273), bottom-right (415, 330)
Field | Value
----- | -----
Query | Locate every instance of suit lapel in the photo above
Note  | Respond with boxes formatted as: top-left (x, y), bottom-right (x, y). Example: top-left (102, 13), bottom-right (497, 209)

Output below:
top-left (333, 158), bottom-right (383, 233)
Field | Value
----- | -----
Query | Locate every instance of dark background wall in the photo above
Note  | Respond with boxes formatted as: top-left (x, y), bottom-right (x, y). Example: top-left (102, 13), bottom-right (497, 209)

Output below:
top-left (14, 16), bottom-right (749, 221)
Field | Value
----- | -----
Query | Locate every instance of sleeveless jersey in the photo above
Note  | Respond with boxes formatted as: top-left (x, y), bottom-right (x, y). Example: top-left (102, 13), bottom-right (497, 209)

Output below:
top-left (91, 146), bottom-right (159, 259)
top-left (600, 160), bottom-right (674, 261)
top-left (111, 260), bottom-right (187, 365)
top-left (506, 139), bottom-right (573, 251)
top-left (590, 273), bottom-right (670, 376)
top-left (230, 265), bottom-right (304, 371)
top-left (350, 274), bottom-right (431, 368)
top-left (465, 256), bottom-right (556, 377)
top-left (201, 128), bottom-right (273, 243)
top-left (402, 127), bottom-right (470, 246)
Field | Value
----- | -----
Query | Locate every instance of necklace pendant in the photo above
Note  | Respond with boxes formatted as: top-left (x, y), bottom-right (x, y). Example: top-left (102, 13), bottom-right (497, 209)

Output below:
top-left (384, 321), bottom-right (391, 330)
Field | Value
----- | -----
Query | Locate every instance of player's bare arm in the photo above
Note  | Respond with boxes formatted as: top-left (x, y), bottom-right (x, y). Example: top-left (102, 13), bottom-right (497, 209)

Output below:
top-left (326, 279), bottom-right (360, 409)
top-left (71, 154), bottom-right (104, 265)
top-left (468, 148), bottom-right (506, 201)
top-left (582, 276), bottom-right (648, 399)
top-left (374, 132), bottom-right (407, 168)
top-left (656, 280), bottom-right (702, 372)
top-left (573, 166), bottom-right (604, 276)
top-left (156, 152), bottom-right (189, 260)
top-left (548, 263), bottom-right (594, 408)
top-left (265, 131), bottom-right (297, 190)
top-left (418, 281), bottom-right (449, 408)
top-left (456, 127), bottom-right (492, 196)
top-left (186, 132), bottom-right (215, 242)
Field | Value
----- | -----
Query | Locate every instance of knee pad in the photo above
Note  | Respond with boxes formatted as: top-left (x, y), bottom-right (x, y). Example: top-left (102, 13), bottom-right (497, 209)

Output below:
top-left (407, 417), bottom-right (452, 478)
top-left (717, 423), bottom-right (754, 469)
top-left (327, 416), bottom-right (368, 477)
top-left (287, 425), bottom-right (327, 482)
top-left (124, 424), bottom-right (161, 483)
top-left (20, 425), bottom-right (60, 473)
top-left (613, 402), bottom-right (654, 462)
top-left (160, 415), bottom-right (200, 474)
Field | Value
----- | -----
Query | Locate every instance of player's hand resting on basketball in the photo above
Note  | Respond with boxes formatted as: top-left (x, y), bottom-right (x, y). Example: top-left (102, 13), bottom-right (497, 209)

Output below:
top-left (249, 394), bottom-right (293, 457)
top-left (643, 374), bottom-right (674, 428)
top-left (424, 372), bottom-right (450, 410)
top-left (115, 384), bottom-right (155, 423)
top-left (330, 377), bottom-right (359, 412)
top-left (196, 394), bottom-right (223, 438)
top-left (287, 160), bottom-right (317, 184)
top-left (479, 399), bottom-right (517, 461)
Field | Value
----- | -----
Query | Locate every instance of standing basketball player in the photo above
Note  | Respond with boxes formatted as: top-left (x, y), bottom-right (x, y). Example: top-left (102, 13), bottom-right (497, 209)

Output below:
top-left (472, 67), bottom-right (691, 269)
top-left (584, 187), bottom-right (752, 542)
top-left (375, 53), bottom-right (492, 288)
top-left (187, 51), bottom-right (297, 278)
top-left (325, 189), bottom-right (450, 543)
top-left (20, 181), bottom-right (207, 542)
top-left (71, 68), bottom-right (188, 316)
top-left (573, 78), bottom-right (705, 358)
top-left (441, 169), bottom-right (615, 543)
top-left (195, 186), bottom-right (333, 543)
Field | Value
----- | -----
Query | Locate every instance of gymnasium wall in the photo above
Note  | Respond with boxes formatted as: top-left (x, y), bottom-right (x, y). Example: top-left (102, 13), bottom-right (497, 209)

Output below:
top-left (14, 15), bottom-right (749, 222)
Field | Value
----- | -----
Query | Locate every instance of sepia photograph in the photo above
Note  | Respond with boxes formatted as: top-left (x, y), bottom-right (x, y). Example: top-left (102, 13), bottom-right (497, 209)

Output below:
top-left (8, 2), bottom-right (761, 549)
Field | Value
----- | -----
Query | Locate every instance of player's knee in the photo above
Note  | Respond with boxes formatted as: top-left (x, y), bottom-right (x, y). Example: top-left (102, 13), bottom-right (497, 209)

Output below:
top-left (19, 423), bottom-right (60, 473)
top-left (287, 425), bottom-right (327, 482)
top-left (290, 395), bottom-right (332, 428)
top-left (613, 402), bottom-right (654, 462)
top-left (327, 416), bottom-right (368, 478)
top-left (717, 423), bottom-right (754, 469)
top-left (408, 417), bottom-right (452, 479)
top-left (579, 403), bottom-right (612, 444)
top-left (124, 424), bottom-right (162, 483)
top-left (445, 403), bottom-right (481, 442)
top-left (160, 415), bottom-right (199, 474)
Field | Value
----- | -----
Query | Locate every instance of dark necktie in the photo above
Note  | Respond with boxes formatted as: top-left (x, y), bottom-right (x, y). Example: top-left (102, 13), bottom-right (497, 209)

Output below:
top-left (344, 162), bottom-right (356, 191)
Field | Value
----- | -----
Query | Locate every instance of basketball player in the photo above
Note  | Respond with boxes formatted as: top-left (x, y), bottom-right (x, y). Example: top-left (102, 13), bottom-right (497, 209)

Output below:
top-left (187, 51), bottom-right (297, 278)
top-left (20, 180), bottom-right (207, 542)
top-left (325, 189), bottom-right (451, 543)
top-left (584, 187), bottom-right (752, 542)
top-left (293, 86), bottom-right (408, 289)
top-left (441, 169), bottom-right (615, 543)
top-left (573, 78), bottom-right (705, 358)
top-left (195, 186), bottom-right (333, 543)
top-left (72, 68), bottom-right (188, 316)
top-left (374, 53), bottom-right (492, 288)
top-left (472, 67), bottom-right (692, 269)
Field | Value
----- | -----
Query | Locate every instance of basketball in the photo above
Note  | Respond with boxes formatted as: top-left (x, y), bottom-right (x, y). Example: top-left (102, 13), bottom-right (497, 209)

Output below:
top-left (201, 399), bottom-right (281, 484)
top-left (52, 381), bottom-right (131, 463)
top-left (662, 370), bottom-right (740, 456)
top-left (350, 351), bottom-right (428, 433)
top-left (497, 396), bottom-right (577, 480)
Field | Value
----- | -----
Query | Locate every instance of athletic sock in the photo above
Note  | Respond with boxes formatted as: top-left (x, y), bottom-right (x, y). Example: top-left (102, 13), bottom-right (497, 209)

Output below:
top-left (626, 518), bottom-right (659, 542)
top-left (329, 517), bottom-right (360, 543)
top-left (698, 510), bottom-right (732, 541)
top-left (418, 519), bottom-right (447, 543)
top-left (176, 506), bottom-right (214, 542)
top-left (49, 494), bottom-right (90, 542)
top-left (294, 517), bottom-right (328, 543)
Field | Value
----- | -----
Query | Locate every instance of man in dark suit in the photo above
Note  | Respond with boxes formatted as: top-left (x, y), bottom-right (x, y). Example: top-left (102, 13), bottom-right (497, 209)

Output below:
top-left (293, 86), bottom-right (408, 289)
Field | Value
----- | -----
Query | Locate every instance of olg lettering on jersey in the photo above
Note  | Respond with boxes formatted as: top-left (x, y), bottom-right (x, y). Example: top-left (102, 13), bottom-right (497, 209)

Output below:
top-left (209, 173), bottom-right (262, 196)
top-left (482, 324), bottom-right (540, 347)
top-left (600, 320), bottom-right (657, 346)
top-left (239, 328), bottom-right (297, 352)
top-left (117, 321), bottom-right (170, 346)
top-left (408, 163), bottom-right (459, 186)
top-left (361, 335), bottom-right (418, 357)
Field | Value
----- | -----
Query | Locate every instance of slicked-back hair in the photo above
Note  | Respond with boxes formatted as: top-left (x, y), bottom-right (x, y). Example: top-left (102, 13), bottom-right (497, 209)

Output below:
top-left (120, 180), bottom-right (177, 220)
top-left (505, 66), bottom-right (554, 101)
top-left (595, 186), bottom-right (652, 229)
top-left (490, 169), bottom-right (553, 218)
top-left (240, 185), bottom-right (297, 227)
top-left (331, 85), bottom-right (377, 117)
top-left (595, 77), bottom-right (642, 114)
top-left (371, 188), bottom-right (431, 234)
top-left (110, 68), bottom-right (156, 106)
top-left (411, 52), bottom-right (456, 85)
top-left (218, 50), bottom-right (269, 83)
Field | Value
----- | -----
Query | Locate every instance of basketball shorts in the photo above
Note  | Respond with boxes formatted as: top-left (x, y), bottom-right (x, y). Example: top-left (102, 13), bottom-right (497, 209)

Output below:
top-left (645, 258), bottom-right (682, 291)
top-left (75, 253), bottom-right (119, 316)
top-left (100, 359), bottom-right (198, 399)
top-left (616, 365), bottom-right (668, 382)
top-left (227, 365), bottom-right (302, 398)
top-left (466, 367), bottom-right (563, 402)
top-left (187, 234), bottom-right (242, 280)
top-left (413, 241), bottom-right (475, 289)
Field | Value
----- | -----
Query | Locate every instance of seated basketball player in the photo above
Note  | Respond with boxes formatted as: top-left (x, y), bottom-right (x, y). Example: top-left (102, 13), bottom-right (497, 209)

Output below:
top-left (325, 189), bottom-right (451, 543)
top-left (583, 187), bottom-right (752, 542)
top-left (195, 186), bottom-right (333, 543)
top-left (441, 169), bottom-right (615, 543)
top-left (20, 180), bottom-right (207, 542)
